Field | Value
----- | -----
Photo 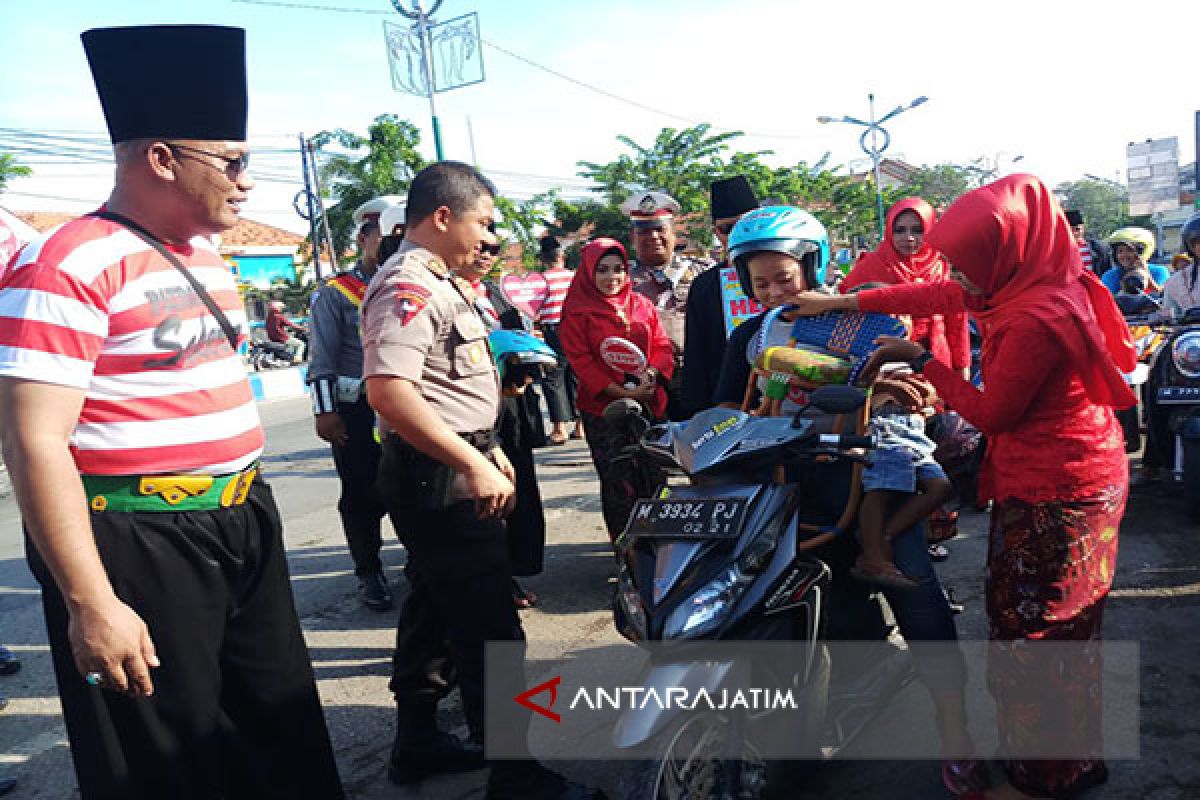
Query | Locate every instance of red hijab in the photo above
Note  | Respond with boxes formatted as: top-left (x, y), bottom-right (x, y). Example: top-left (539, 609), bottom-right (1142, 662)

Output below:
top-left (562, 237), bottom-right (661, 347)
top-left (842, 197), bottom-right (946, 290)
top-left (927, 174), bottom-right (1136, 408)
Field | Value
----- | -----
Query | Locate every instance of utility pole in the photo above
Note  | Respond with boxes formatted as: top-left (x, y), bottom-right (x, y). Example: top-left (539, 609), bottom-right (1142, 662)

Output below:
top-left (393, 0), bottom-right (445, 160)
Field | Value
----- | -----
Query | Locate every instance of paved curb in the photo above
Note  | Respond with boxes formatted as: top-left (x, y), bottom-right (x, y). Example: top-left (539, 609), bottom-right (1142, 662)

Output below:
top-left (248, 365), bottom-right (309, 402)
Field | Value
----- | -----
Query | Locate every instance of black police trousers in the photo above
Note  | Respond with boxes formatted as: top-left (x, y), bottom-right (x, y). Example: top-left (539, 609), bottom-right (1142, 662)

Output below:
top-left (26, 480), bottom-right (343, 800)
top-left (377, 440), bottom-right (529, 749)
top-left (330, 396), bottom-right (394, 576)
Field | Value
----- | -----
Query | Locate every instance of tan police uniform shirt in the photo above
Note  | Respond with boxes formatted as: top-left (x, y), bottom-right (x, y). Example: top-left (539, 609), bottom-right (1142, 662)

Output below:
top-left (630, 253), bottom-right (712, 356)
top-left (361, 240), bottom-right (500, 433)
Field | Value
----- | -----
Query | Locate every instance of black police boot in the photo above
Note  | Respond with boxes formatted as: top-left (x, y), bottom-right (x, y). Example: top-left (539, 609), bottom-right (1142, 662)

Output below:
top-left (358, 571), bottom-right (393, 611)
top-left (0, 647), bottom-right (19, 676)
top-left (387, 702), bottom-right (484, 786)
top-left (484, 761), bottom-right (606, 800)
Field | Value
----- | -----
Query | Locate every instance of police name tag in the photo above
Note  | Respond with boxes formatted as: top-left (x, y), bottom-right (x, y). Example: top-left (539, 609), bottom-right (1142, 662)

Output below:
top-left (624, 496), bottom-right (749, 539)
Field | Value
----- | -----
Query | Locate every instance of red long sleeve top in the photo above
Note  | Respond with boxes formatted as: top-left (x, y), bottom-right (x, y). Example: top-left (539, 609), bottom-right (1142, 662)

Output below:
top-left (559, 306), bottom-right (675, 418)
top-left (859, 281), bottom-right (1127, 503)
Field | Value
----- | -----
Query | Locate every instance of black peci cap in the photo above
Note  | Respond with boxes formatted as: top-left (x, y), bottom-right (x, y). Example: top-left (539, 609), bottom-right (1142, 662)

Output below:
top-left (710, 175), bottom-right (760, 221)
top-left (1064, 209), bottom-right (1084, 226)
top-left (82, 25), bottom-right (248, 143)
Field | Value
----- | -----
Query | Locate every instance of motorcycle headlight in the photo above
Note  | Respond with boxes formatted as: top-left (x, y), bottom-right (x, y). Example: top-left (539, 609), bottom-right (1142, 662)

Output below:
top-left (663, 566), bottom-right (751, 640)
top-left (617, 566), bottom-right (646, 640)
top-left (1173, 332), bottom-right (1200, 379)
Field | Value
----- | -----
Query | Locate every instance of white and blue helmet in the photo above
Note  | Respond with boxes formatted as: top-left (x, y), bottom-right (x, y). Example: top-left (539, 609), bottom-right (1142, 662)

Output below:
top-left (728, 205), bottom-right (830, 294)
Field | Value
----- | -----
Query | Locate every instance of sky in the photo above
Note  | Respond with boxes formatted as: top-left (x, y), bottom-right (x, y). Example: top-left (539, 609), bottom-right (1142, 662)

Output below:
top-left (1, 0), bottom-right (1197, 234)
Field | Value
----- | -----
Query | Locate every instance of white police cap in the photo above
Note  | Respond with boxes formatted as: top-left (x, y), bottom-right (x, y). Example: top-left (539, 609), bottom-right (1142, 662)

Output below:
top-left (352, 195), bottom-right (406, 230)
top-left (620, 190), bottom-right (681, 220)
top-left (379, 204), bottom-right (407, 235)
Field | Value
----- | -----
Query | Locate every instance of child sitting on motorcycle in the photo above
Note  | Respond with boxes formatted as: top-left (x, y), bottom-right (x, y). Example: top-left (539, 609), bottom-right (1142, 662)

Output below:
top-left (854, 367), bottom-right (955, 588)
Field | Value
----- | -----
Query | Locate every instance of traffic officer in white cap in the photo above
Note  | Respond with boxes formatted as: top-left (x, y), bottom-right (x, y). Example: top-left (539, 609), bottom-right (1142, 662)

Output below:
top-left (620, 190), bottom-right (712, 420)
top-left (308, 194), bottom-right (406, 610)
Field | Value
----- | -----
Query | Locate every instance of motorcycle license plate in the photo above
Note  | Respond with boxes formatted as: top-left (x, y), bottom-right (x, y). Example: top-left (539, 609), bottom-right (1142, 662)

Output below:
top-left (624, 497), bottom-right (749, 539)
top-left (1156, 386), bottom-right (1200, 405)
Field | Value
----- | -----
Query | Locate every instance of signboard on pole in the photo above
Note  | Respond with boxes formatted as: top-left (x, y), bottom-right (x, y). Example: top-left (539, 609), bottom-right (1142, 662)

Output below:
top-left (1126, 137), bottom-right (1180, 216)
top-left (383, 12), bottom-right (484, 97)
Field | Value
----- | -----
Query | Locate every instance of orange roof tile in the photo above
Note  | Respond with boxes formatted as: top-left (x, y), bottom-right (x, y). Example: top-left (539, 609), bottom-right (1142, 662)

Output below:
top-left (12, 211), bottom-right (302, 251)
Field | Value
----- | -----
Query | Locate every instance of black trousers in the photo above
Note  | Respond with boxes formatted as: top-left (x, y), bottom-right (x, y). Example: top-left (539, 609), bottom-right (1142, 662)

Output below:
top-left (330, 396), bottom-right (393, 576)
top-left (377, 441), bottom-right (529, 749)
top-left (26, 480), bottom-right (343, 800)
top-left (581, 410), bottom-right (666, 543)
top-left (540, 325), bottom-right (578, 424)
top-left (498, 394), bottom-right (545, 576)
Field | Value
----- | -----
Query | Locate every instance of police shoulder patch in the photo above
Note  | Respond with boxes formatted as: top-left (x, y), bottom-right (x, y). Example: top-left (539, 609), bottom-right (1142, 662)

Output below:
top-left (394, 281), bottom-right (433, 326)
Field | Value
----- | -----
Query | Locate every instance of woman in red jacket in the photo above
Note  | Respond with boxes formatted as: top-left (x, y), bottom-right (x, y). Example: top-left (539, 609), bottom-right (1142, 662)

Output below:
top-left (794, 175), bottom-right (1135, 799)
top-left (841, 196), bottom-right (971, 374)
top-left (560, 238), bottom-right (675, 544)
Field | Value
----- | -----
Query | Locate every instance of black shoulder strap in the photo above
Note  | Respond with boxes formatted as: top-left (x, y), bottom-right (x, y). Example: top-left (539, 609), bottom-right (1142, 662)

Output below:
top-left (90, 210), bottom-right (241, 352)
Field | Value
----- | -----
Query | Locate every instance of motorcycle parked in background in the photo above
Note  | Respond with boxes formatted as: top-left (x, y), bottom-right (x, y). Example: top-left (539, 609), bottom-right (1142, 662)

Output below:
top-left (1144, 305), bottom-right (1200, 517)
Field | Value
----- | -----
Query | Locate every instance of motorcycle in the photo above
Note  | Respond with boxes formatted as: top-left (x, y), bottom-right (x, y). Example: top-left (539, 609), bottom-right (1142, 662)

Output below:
top-left (1115, 277), bottom-right (1168, 452)
top-left (607, 310), bottom-right (919, 800)
top-left (1143, 305), bottom-right (1200, 517)
top-left (246, 333), bottom-right (296, 371)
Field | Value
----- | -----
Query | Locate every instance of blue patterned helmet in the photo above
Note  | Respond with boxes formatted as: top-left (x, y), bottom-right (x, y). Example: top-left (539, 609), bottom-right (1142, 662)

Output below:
top-left (727, 205), bottom-right (830, 296)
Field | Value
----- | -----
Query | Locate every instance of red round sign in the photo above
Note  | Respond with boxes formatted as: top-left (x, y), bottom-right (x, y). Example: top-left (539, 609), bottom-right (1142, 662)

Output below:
top-left (599, 336), bottom-right (647, 373)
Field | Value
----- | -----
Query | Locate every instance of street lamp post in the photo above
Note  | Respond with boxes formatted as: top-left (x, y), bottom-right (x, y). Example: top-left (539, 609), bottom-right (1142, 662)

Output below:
top-left (819, 93), bottom-right (928, 239)
top-left (393, 0), bottom-right (446, 161)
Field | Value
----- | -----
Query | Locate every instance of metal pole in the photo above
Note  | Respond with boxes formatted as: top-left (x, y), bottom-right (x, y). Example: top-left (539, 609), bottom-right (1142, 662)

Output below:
top-left (868, 94), bottom-right (885, 240)
top-left (305, 139), bottom-right (340, 273)
top-left (417, 7), bottom-right (445, 160)
top-left (297, 133), bottom-right (324, 282)
top-left (466, 115), bottom-right (478, 165)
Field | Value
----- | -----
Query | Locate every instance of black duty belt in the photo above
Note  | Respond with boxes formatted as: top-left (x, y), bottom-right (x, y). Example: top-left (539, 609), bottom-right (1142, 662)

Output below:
top-left (460, 429), bottom-right (496, 451)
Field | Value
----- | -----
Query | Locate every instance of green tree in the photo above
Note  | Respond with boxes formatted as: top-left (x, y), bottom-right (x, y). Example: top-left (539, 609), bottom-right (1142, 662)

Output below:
top-left (0, 153), bottom-right (32, 193)
top-left (311, 114), bottom-right (427, 264)
top-left (900, 163), bottom-right (980, 210)
top-left (1054, 178), bottom-right (1139, 239)
top-left (577, 124), bottom-right (751, 213)
top-left (494, 191), bottom-right (558, 270)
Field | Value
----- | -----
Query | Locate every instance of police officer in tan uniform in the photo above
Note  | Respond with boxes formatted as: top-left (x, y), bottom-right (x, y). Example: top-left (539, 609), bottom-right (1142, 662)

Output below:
top-left (621, 190), bottom-right (712, 420)
top-left (362, 162), bottom-right (602, 800)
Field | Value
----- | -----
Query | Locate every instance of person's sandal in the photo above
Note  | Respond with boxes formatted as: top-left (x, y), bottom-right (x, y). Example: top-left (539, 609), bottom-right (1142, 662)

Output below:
top-left (943, 759), bottom-right (990, 796)
top-left (512, 579), bottom-right (537, 609)
top-left (849, 560), bottom-right (920, 590)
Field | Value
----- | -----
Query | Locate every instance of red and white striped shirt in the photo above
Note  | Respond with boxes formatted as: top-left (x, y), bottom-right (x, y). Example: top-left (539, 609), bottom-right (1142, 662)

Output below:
top-left (0, 215), bottom-right (263, 476)
top-left (538, 267), bottom-right (573, 326)
top-left (1078, 240), bottom-right (1093, 273)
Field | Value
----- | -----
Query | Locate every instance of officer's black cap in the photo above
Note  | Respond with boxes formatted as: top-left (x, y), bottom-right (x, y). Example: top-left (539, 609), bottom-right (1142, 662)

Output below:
top-left (710, 175), bottom-right (760, 221)
top-left (82, 25), bottom-right (248, 143)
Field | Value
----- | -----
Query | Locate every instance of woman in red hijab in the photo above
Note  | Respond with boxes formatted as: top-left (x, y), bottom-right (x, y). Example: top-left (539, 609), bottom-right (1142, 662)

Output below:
top-left (793, 175), bottom-right (1135, 799)
top-left (560, 238), bottom-right (675, 543)
top-left (841, 196), bottom-right (971, 373)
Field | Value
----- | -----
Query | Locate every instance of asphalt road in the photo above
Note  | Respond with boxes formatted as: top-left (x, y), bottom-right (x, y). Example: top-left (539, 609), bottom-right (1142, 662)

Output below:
top-left (1, 395), bottom-right (1198, 799)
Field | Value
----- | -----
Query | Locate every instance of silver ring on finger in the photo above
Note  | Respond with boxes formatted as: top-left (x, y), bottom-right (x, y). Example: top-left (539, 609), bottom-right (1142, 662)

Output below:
top-left (85, 671), bottom-right (104, 687)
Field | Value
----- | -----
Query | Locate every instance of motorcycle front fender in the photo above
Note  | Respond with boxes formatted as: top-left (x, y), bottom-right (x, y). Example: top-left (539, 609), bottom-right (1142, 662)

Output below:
top-left (611, 659), bottom-right (735, 749)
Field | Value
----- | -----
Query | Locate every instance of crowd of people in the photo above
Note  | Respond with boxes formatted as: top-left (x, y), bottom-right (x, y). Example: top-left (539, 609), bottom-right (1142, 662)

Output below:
top-left (3, 19), bottom-right (1200, 800)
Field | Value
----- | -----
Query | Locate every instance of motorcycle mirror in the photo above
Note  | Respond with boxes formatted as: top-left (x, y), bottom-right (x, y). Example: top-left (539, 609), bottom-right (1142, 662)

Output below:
top-left (603, 398), bottom-right (644, 426)
top-left (807, 385), bottom-right (867, 415)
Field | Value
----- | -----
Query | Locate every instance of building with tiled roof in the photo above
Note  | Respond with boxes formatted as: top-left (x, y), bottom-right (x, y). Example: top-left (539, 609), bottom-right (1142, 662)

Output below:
top-left (13, 212), bottom-right (302, 288)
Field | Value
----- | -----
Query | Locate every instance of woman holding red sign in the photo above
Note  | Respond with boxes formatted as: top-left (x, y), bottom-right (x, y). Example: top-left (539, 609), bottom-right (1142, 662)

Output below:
top-left (560, 238), bottom-right (675, 543)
